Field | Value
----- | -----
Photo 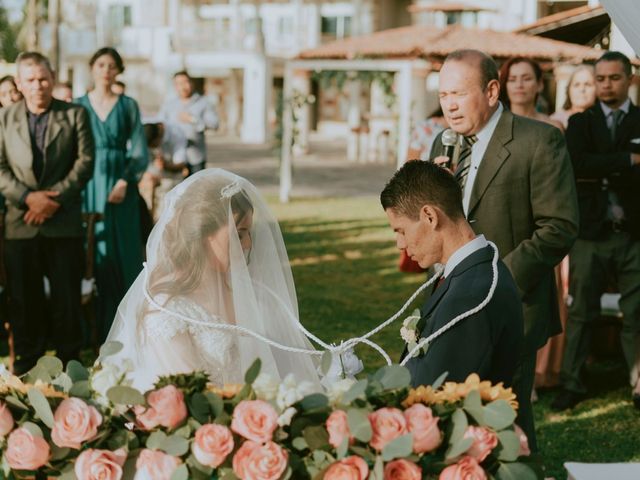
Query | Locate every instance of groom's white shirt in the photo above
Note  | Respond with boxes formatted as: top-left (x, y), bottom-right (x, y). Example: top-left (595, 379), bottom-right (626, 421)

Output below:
top-left (443, 235), bottom-right (488, 278)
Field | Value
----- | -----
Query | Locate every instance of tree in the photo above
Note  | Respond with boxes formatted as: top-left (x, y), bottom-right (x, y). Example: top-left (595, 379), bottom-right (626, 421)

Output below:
top-left (0, 4), bottom-right (20, 62)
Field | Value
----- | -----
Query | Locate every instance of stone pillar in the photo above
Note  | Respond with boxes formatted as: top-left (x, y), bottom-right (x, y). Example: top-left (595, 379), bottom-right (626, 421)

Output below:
top-left (72, 61), bottom-right (91, 99)
top-left (346, 74), bottom-right (361, 162)
top-left (292, 69), bottom-right (311, 154)
top-left (396, 63), bottom-right (413, 168)
top-left (241, 55), bottom-right (272, 144)
top-left (280, 64), bottom-right (294, 203)
top-left (553, 64), bottom-right (574, 113)
top-left (227, 69), bottom-right (242, 137)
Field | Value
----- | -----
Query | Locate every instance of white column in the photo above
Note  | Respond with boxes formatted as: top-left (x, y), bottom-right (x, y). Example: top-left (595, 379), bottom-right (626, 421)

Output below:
top-left (241, 55), bottom-right (272, 144)
top-left (230, 0), bottom-right (242, 50)
top-left (227, 69), bottom-right (241, 137)
top-left (346, 74), bottom-right (361, 162)
top-left (553, 64), bottom-right (574, 113)
top-left (280, 64), bottom-right (294, 203)
top-left (72, 61), bottom-right (91, 99)
top-left (396, 63), bottom-right (413, 169)
top-left (292, 70), bottom-right (311, 154)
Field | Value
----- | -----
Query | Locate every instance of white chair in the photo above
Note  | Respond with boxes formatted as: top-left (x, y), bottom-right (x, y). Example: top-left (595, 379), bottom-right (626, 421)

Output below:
top-left (565, 462), bottom-right (640, 480)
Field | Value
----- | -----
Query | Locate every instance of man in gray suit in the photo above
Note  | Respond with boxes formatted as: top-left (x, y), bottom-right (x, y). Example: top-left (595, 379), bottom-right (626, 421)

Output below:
top-left (430, 50), bottom-right (579, 450)
top-left (0, 52), bottom-right (94, 374)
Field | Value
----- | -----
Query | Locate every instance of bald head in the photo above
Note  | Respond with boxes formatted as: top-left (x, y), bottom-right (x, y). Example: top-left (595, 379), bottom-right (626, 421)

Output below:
top-left (444, 49), bottom-right (499, 90)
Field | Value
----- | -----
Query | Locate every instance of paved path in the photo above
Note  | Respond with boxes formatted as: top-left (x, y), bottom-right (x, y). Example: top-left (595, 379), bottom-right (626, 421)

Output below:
top-left (206, 134), bottom-right (397, 198)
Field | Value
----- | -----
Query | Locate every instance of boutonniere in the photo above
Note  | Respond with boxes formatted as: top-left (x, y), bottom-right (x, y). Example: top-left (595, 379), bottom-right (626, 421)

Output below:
top-left (400, 309), bottom-right (428, 358)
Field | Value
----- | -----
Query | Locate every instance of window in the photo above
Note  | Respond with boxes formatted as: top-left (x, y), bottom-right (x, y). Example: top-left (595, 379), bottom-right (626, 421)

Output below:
top-left (106, 4), bottom-right (132, 46)
top-left (321, 15), bottom-right (352, 40)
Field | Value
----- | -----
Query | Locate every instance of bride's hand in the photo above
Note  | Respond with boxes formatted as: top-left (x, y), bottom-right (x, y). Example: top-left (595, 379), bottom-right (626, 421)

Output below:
top-left (108, 179), bottom-right (128, 204)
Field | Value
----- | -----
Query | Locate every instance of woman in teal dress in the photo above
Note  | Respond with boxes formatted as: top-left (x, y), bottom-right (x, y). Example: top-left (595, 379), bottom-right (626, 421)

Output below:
top-left (76, 47), bottom-right (148, 341)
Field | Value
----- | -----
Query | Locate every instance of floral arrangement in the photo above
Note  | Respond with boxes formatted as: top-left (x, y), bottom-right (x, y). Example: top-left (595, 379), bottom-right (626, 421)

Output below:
top-left (0, 342), bottom-right (540, 480)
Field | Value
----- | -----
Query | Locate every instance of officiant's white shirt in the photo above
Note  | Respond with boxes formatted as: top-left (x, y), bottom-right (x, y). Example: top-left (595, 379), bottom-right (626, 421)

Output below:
top-left (443, 234), bottom-right (488, 278)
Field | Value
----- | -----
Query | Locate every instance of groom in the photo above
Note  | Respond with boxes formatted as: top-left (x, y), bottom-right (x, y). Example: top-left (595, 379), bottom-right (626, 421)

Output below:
top-left (381, 161), bottom-right (523, 387)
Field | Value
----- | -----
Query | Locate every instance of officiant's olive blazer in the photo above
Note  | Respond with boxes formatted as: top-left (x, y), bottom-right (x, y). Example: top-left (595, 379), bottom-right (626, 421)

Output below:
top-left (0, 99), bottom-right (94, 239)
top-left (430, 109), bottom-right (579, 354)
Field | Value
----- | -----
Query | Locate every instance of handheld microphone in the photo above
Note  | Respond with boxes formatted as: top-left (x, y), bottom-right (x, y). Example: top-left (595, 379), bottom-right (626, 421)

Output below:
top-left (441, 129), bottom-right (458, 169)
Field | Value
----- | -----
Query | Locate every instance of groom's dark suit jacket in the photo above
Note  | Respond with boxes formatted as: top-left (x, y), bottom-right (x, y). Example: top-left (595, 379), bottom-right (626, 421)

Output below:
top-left (404, 245), bottom-right (524, 388)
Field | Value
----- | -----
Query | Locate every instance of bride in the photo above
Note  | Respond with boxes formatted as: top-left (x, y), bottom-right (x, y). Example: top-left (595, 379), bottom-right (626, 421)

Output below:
top-left (101, 169), bottom-right (321, 391)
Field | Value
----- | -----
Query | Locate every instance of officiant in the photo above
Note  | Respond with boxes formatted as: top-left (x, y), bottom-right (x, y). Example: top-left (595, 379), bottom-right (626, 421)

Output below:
top-left (381, 161), bottom-right (524, 389)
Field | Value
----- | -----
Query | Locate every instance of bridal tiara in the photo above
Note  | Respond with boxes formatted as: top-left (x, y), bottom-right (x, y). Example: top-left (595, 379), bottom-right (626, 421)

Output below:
top-left (220, 180), bottom-right (242, 199)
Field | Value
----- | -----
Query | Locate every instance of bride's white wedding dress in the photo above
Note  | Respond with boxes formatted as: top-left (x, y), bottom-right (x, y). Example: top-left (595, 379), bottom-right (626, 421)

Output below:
top-left (101, 169), bottom-right (321, 392)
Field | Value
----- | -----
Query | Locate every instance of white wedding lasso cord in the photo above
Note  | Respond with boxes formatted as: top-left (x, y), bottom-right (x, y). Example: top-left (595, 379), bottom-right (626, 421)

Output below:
top-left (141, 242), bottom-right (499, 368)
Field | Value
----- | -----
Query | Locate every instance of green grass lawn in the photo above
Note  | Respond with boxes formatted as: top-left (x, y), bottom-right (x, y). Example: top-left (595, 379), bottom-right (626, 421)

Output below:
top-left (270, 195), bottom-right (640, 480)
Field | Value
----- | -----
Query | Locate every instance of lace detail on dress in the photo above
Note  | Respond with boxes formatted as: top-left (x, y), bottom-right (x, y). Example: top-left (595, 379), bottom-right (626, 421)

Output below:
top-left (143, 296), bottom-right (241, 386)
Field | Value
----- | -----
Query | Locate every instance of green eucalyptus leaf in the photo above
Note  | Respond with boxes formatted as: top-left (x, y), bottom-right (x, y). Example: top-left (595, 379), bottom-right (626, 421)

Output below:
top-left (107, 430), bottom-right (129, 451)
top-left (484, 400), bottom-right (517, 431)
top-left (303, 425), bottom-right (329, 450)
top-left (292, 436), bottom-right (308, 451)
top-left (350, 445), bottom-right (376, 462)
top-left (57, 465), bottom-right (78, 480)
top-left (66, 360), bottom-right (90, 382)
top-left (381, 434), bottom-right (413, 461)
top-left (431, 371), bottom-right (449, 390)
top-left (69, 380), bottom-right (92, 399)
top-left (188, 392), bottom-right (211, 424)
top-left (37, 356), bottom-right (64, 377)
top-left (372, 456), bottom-right (384, 480)
top-left (341, 380), bottom-right (368, 404)
top-left (347, 408), bottom-right (372, 443)
top-left (5, 395), bottom-right (28, 410)
top-left (51, 445), bottom-right (71, 461)
top-left (463, 390), bottom-right (484, 425)
top-left (24, 364), bottom-right (51, 384)
top-left (321, 350), bottom-right (333, 376)
top-left (244, 358), bottom-right (262, 384)
top-left (299, 393), bottom-right (328, 411)
top-left (495, 462), bottom-right (538, 480)
top-left (204, 391), bottom-right (224, 418)
top-left (497, 430), bottom-right (521, 461)
top-left (21, 421), bottom-right (44, 437)
top-left (336, 436), bottom-right (349, 459)
top-left (99, 341), bottom-right (123, 358)
top-left (187, 454), bottom-right (214, 476)
top-left (146, 431), bottom-right (168, 450)
top-left (107, 385), bottom-right (145, 406)
top-left (450, 408), bottom-right (468, 445)
top-left (163, 434), bottom-right (190, 456)
top-left (375, 365), bottom-right (411, 390)
top-left (174, 424), bottom-right (192, 439)
top-left (170, 464), bottom-right (189, 480)
top-left (27, 387), bottom-right (55, 428)
top-left (52, 372), bottom-right (74, 392)
top-left (445, 437), bottom-right (473, 460)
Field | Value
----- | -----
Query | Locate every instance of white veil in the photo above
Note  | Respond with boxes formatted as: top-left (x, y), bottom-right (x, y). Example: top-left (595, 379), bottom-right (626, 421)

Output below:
top-left (102, 169), bottom-right (321, 391)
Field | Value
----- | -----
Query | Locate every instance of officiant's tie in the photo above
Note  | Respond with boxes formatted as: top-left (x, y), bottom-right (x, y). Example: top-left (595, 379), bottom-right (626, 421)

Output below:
top-left (454, 134), bottom-right (478, 190)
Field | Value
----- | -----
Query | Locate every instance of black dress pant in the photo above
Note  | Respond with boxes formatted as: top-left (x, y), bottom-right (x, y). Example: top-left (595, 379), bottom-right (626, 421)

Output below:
top-left (4, 235), bottom-right (84, 375)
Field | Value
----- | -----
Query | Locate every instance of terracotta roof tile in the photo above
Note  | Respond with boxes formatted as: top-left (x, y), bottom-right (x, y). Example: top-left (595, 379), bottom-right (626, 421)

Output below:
top-left (408, 2), bottom-right (489, 14)
top-left (298, 25), bottom-right (603, 63)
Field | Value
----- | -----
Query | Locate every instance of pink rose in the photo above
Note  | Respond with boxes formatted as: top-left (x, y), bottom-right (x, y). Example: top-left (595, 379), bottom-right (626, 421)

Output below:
top-left (326, 410), bottom-right (352, 448)
top-left (74, 448), bottom-right (127, 480)
top-left (134, 449), bottom-right (182, 480)
top-left (136, 385), bottom-right (188, 430)
top-left (5, 427), bottom-right (50, 470)
top-left (51, 397), bottom-right (103, 449)
top-left (463, 426), bottom-right (498, 462)
top-left (514, 424), bottom-right (531, 457)
top-left (404, 404), bottom-right (442, 454)
top-left (192, 424), bottom-right (234, 468)
top-left (323, 456), bottom-right (369, 480)
top-left (0, 401), bottom-right (14, 437)
top-left (232, 440), bottom-right (289, 480)
top-left (369, 408), bottom-right (408, 451)
top-left (439, 456), bottom-right (487, 480)
top-left (231, 400), bottom-right (279, 443)
top-left (384, 459), bottom-right (422, 480)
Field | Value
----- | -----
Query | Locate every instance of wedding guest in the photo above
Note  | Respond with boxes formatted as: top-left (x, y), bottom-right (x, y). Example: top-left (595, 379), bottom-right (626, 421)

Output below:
top-left (159, 71), bottom-right (218, 176)
top-left (550, 65), bottom-right (597, 129)
top-left (536, 65), bottom-right (596, 391)
top-left (0, 76), bottom-right (22, 108)
top-left (75, 47), bottom-right (148, 341)
top-left (499, 57), bottom-right (564, 131)
top-left (382, 160), bottom-right (523, 387)
top-left (52, 82), bottom-right (73, 103)
top-left (406, 107), bottom-right (448, 161)
top-left (554, 51), bottom-right (640, 411)
top-left (0, 52), bottom-right (94, 374)
top-left (430, 49), bottom-right (578, 450)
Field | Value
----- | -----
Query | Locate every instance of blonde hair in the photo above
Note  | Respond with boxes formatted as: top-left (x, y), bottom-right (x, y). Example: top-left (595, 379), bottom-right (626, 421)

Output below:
top-left (563, 64), bottom-right (595, 111)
